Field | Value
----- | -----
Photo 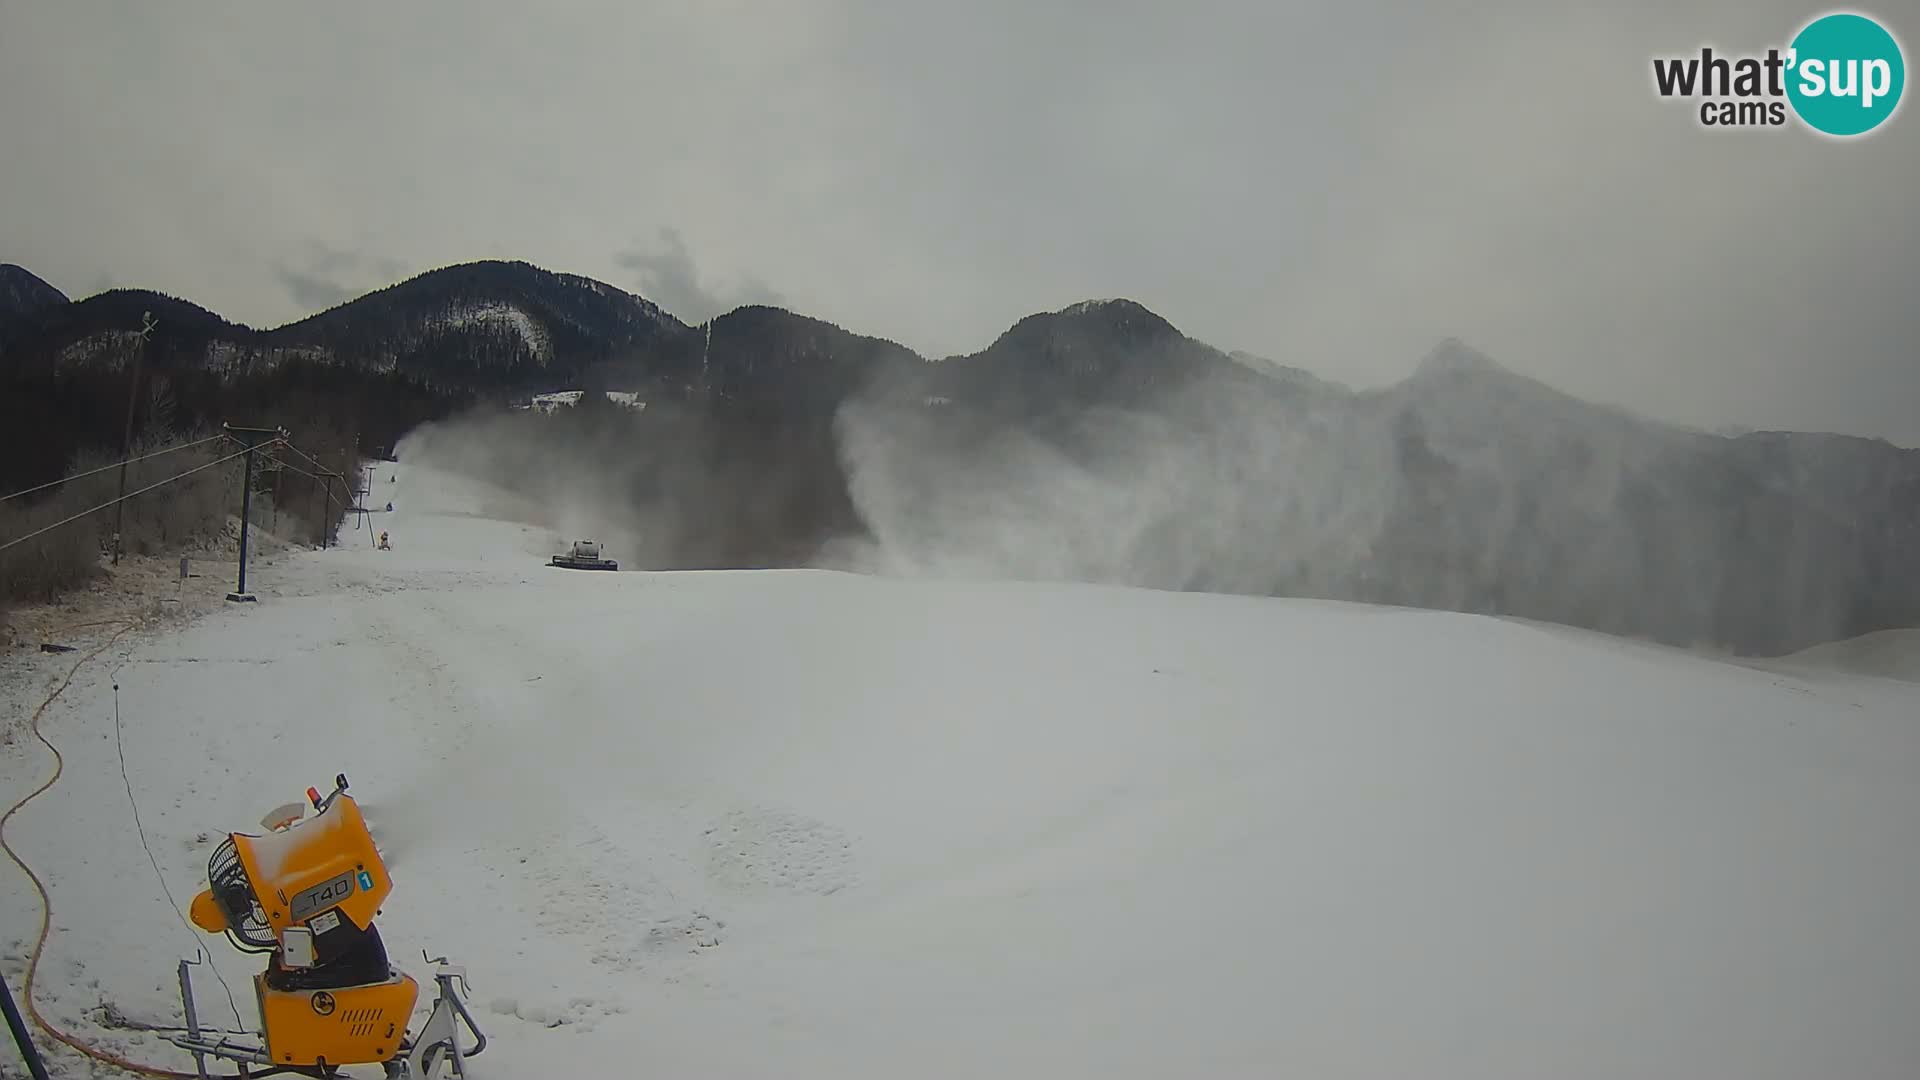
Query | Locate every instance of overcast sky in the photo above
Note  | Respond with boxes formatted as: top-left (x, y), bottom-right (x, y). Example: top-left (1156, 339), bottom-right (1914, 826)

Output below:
top-left (3, 1), bottom-right (1914, 444)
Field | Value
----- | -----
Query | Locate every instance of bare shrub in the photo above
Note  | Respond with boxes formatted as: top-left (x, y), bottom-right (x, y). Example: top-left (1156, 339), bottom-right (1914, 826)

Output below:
top-left (0, 491), bottom-right (105, 604)
top-left (260, 422), bottom-right (362, 548)
top-left (0, 430), bottom-right (245, 605)
top-left (59, 432), bottom-right (245, 558)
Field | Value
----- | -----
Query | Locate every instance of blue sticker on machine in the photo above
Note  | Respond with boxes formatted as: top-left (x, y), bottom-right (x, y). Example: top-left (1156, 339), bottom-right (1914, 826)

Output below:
top-left (358, 870), bottom-right (374, 891)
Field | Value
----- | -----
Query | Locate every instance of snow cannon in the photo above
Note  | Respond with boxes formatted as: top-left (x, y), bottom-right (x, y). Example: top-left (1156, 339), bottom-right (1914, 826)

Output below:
top-left (170, 774), bottom-right (486, 1078)
top-left (550, 538), bottom-right (617, 570)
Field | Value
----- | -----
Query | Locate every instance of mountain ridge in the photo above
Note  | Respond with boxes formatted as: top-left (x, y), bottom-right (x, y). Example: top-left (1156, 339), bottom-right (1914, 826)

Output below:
top-left (0, 257), bottom-right (1907, 456)
top-left (0, 263), bottom-right (68, 318)
top-left (3, 256), bottom-right (1914, 657)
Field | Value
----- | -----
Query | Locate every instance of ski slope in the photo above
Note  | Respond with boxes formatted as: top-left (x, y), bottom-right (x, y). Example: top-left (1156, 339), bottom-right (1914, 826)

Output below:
top-left (4, 458), bottom-right (1919, 1079)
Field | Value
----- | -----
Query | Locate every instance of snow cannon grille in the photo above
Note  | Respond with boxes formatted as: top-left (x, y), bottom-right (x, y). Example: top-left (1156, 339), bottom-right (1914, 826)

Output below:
top-left (208, 836), bottom-right (276, 952)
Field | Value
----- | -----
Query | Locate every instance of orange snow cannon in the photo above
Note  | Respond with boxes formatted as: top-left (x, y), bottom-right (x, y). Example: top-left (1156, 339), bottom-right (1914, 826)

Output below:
top-left (174, 774), bottom-right (486, 1078)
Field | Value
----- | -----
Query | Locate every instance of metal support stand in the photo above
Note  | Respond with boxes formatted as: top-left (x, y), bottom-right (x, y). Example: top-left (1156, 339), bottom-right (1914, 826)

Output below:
top-left (169, 952), bottom-right (484, 1080)
top-left (178, 958), bottom-right (211, 1080)
top-left (398, 959), bottom-right (487, 1080)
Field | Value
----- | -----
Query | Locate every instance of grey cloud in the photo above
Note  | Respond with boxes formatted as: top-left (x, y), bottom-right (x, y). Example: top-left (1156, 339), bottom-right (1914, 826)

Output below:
top-left (613, 228), bottom-right (785, 324)
top-left (0, 1), bottom-right (1913, 442)
top-left (277, 269), bottom-right (358, 313)
top-left (276, 245), bottom-right (411, 317)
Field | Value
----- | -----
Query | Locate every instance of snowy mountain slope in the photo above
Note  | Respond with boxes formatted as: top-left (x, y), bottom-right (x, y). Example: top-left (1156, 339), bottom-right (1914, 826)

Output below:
top-left (516, 389), bottom-right (647, 413)
top-left (2, 458), bottom-right (1917, 1079)
top-left (1773, 627), bottom-right (1920, 683)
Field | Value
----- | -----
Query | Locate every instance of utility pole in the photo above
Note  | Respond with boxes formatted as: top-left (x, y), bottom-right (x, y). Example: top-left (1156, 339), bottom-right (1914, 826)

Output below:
top-left (318, 468), bottom-right (343, 549)
top-left (223, 423), bottom-right (285, 603)
top-left (360, 455), bottom-right (376, 539)
top-left (311, 467), bottom-right (323, 550)
top-left (112, 311), bottom-right (157, 566)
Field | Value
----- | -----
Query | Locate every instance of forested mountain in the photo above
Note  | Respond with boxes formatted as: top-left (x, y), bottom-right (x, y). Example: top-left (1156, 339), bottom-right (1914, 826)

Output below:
top-left (3, 257), bottom-right (1913, 656)
top-left (0, 264), bottom-right (67, 318)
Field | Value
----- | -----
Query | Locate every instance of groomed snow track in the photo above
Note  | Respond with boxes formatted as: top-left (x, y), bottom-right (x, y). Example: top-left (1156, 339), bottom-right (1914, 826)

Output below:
top-left (2, 457), bottom-right (1918, 1079)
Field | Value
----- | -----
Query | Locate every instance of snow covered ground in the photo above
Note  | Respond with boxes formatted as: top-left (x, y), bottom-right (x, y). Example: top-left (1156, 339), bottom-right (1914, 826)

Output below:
top-left (3, 457), bottom-right (1918, 1079)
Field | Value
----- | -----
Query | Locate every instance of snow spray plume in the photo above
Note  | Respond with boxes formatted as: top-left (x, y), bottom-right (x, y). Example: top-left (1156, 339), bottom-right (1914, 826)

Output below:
top-left (823, 338), bottom-right (1916, 657)
top-left (394, 394), bottom-right (852, 571)
top-left (386, 345), bottom-right (1914, 656)
top-left (822, 354), bottom-right (1399, 599)
top-left (358, 694), bottom-right (640, 871)
top-left (357, 736), bottom-right (545, 873)
top-left (393, 402), bottom-right (652, 561)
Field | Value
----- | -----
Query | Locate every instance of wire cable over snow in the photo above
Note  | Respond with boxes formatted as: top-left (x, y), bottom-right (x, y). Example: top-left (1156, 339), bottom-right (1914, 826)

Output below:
top-left (112, 679), bottom-right (247, 1031)
top-left (0, 622), bottom-right (205, 1079)
top-left (0, 432), bottom-right (373, 1075)
top-left (0, 442), bottom-right (264, 554)
top-left (0, 434), bottom-right (227, 505)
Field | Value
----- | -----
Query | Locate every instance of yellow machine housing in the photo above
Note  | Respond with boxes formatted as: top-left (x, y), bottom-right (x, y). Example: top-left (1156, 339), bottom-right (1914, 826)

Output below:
top-left (255, 968), bottom-right (420, 1067)
top-left (189, 789), bottom-right (391, 938)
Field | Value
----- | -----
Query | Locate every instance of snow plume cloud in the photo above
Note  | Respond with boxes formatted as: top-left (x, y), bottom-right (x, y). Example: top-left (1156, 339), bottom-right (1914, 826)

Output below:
top-left (825, 347), bottom-right (1920, 657)
top-left (392, 395), bottom-right (854, 573)
top-left (393, 404), bottom-right (660, 568)
top-left (387, 345), bottom-right (1917, 657)
top-left (822, 369), bottom-right (1404, 601)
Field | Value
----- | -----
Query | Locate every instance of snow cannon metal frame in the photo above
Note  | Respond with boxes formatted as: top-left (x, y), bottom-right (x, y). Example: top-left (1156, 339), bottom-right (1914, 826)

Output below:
top-left (550, 538), bottom-right (617, 571)
top-left (169, 774), bottom-right (486, 1079)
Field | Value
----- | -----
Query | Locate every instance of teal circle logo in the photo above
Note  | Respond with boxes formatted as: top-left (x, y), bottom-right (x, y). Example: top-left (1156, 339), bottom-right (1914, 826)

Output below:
top-left (1786, 12), bottom-right (1905, 136)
